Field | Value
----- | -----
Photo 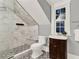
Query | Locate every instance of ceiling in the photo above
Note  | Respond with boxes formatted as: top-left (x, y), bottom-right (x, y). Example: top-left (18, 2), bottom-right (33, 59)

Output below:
top-left (17, 0), bottom-right (50, 25)
top-left (14, 1), bottom-right (38, 26)
top-left (46, 0), bottom-right (70, 5)
top-left (46, 0), bottom-right (63, 4)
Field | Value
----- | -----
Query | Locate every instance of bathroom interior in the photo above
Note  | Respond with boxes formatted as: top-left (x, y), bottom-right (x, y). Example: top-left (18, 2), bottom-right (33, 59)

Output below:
top-left (0, 0), bottom-right (79, 59)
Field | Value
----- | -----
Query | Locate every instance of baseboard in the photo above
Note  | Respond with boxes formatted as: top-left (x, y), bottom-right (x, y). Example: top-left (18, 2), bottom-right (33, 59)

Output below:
top-left (68, 53), bottom-right (79, 59)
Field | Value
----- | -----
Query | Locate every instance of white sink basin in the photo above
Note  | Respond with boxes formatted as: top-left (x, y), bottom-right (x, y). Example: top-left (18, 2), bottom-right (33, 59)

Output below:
top-left (49, 35), bottom-right (67, 40)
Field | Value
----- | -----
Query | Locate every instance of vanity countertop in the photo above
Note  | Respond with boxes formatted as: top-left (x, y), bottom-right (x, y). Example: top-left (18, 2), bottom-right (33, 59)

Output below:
top-left (49, 35), bottom-right (67, 40)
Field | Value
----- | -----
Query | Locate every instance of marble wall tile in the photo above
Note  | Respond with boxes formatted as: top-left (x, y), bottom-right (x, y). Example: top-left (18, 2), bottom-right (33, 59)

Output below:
top-left (10, 25), bottom-right (38, 49)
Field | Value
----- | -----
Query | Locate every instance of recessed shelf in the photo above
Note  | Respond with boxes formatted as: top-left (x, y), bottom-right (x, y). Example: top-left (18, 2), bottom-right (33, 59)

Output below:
top-left (16, 23), bottom-right (24, 26)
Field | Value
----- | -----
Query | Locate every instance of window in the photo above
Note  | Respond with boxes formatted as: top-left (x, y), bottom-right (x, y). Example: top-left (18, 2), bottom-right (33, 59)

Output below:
top-left (56, 8), bottom-right (65, 33)
top-left (51, 2), bottom-right (70, 35)
top-left (56, 21), bottom-right (65, 33)
top-left (56, 8), bottom-right (65, 19)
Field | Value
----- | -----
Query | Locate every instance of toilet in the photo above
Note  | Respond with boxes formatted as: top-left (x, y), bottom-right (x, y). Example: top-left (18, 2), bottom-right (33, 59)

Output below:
top-left (31, 36), bottom-right (46, 59)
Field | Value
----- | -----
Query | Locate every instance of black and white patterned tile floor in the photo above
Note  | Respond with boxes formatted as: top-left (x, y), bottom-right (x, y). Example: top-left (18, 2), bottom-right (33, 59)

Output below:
top-left (30, 51), bottom-right (49, 59)
top-left (0, 38), bottom-right (49, 59)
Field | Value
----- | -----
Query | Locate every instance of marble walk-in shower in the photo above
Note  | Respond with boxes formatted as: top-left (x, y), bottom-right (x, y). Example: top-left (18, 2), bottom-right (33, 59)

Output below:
top-left (0, 0), bottom-right (38, 59)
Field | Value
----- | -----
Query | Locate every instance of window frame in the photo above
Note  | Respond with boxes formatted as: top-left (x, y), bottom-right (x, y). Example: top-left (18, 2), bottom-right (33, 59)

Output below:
top-left (54, 2), bottom-right (70, 35)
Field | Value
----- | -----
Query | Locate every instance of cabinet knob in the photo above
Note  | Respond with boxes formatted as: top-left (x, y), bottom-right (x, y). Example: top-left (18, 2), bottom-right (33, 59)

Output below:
top-left (54, 45), bottom-right (57, 47)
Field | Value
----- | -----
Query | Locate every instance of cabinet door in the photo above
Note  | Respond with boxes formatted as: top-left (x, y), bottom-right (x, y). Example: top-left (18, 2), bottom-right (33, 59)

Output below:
top-left (49, 38), bottom-right (67, 59)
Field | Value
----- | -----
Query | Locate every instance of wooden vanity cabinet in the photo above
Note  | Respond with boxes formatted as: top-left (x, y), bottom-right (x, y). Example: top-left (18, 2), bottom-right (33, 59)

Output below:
top-left (49, 38), bottom-right (67, 59)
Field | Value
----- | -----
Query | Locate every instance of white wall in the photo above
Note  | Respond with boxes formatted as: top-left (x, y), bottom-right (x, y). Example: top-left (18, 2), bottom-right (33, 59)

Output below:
top-left (37, 0), bottom-right (51, 36)
top-left (38, 0), bottom-right (51, 22)
top-left (68, 0), bottom-right (79, 57)
top-left (38, 24), bottom-right (51, 36)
